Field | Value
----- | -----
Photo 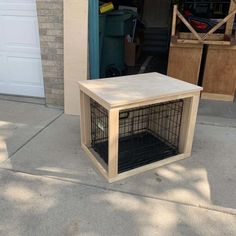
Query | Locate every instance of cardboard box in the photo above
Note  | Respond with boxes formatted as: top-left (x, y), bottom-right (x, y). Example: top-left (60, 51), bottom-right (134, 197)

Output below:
top-left (125, 39), bottom-right (141, 67)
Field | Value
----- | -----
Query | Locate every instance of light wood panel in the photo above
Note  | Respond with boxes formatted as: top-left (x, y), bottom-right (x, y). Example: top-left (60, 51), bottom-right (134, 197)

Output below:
top-left (79, 72), bottom-right (202, 108)
top-left (179, 32), bottom-right (225, 41)
top-left (202, 45), bottom-right (236, 101)
top-left (80, 91), bottom-right (91, 147)
top-left (167, 44), bottom-right (203, 85)
top-left (108, 109), bottom-right (119, 178)
top-left (176, 39), bottom-right (231, 46)
top-left (64, 0), bottom-right (89, 115)
top-left (201, 93), bottom-right (234, 102)
top-left (179, 95), bottom-right (200, 154)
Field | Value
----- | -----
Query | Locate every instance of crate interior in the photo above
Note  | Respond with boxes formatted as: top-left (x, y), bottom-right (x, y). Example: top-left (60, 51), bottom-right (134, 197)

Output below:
top-left (90, 99), bottom-right (184, 173)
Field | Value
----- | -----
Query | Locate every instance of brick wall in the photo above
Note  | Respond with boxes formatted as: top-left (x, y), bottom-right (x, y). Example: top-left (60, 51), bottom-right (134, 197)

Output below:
top-left (36, 0), bottom-right (64, 107)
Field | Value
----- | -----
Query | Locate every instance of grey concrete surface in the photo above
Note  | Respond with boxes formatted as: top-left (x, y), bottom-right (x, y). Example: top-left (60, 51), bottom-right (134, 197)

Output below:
top-left (197, 115), bottom-right (236, 128)
top-left (0, 99), bottom-right (236, 235)
top-left (0, 169), bottom-right (236, 236)
top-left (0, 94), bottom-right (45, 105)
top-left (199, 99), bottom-right (236, 119)
top-left (1, 114), bottom-right (236, 214)
top-left (0, 100), bottom-right (62, 162)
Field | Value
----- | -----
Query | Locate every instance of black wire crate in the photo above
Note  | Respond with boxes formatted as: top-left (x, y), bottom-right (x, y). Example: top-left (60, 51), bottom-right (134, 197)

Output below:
top-left (91, 98), bottom-right (184, 173)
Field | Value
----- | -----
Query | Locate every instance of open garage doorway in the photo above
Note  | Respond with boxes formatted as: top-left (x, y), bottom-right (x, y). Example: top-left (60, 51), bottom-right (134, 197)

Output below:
top-left (89, 0), bottom-right (173, 79)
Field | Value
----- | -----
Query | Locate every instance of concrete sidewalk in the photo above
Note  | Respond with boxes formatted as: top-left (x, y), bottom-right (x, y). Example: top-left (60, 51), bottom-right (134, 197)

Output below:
top-left (0, 99), bottom-right (236, 235)
top-left (0, 100), bottom-right (62, 162)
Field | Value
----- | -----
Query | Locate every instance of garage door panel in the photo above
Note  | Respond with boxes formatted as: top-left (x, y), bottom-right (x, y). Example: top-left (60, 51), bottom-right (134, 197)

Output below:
top-left (6, 56), bottom-right (43, 85)
top-left (0, 0), bottom-right (44, 98)
top-left (0, 54), bottom-right (5, 78)
top-left (0, 1), bottom-right (37, 17)
top-left (0, 82), bottom-right (45, 97)
top-left (0, 10), bottom-right (36, 17)
top-left (0, 1), bottom-right (36, 12)
top-left (2, 16), bottom-right (39, 49)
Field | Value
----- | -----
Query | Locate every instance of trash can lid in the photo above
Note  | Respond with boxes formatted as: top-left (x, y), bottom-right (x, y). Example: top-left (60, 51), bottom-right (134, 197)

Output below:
top-left (106, 9), bottom-right (138, 18)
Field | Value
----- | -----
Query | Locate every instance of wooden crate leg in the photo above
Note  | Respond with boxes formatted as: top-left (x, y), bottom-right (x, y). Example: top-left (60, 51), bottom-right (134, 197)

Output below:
top-left (108, 109), bottom-right (119, 179)
top-left (80, 91), bottom-right (91, 147)
top-left (179, 94), bottom-right (200, 155)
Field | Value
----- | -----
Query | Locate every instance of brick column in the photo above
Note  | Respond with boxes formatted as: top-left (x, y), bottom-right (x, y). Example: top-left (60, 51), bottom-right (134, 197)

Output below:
top-left (36, 0), bottom-right (64, 107)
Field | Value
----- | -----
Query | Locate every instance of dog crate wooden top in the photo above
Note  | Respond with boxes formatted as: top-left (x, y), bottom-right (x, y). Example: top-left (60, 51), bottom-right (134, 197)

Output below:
top-left (79, 72), bottom-right (202, 109)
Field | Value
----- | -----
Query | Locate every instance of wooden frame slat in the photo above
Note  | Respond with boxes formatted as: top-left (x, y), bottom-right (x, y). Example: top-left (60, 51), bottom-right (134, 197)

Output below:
top-left (225, 0), bottom-right (236, 35)
top-left (108, 109), bottom-right (119, 179)
top-left (80, 91), bottom-right (91, 147)
top-left (179, 95), bottom-right (200, 154)
top-left (176, 39), bottom-right (231, 45)
top-left (171, 5), bottom-right (178, 37)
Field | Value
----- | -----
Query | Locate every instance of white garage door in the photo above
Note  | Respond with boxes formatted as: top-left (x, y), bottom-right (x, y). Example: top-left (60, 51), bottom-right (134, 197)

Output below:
top-left (0, 0), bottom-right (45, 97)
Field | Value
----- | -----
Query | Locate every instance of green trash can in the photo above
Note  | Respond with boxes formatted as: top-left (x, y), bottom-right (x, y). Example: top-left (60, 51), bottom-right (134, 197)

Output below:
top-left (99, 10), bottom-right (137, 78)
top-left (99, 14), bottom-right (106, 63)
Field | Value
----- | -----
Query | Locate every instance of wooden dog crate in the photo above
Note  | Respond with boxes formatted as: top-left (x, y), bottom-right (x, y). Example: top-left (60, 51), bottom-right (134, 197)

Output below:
top-left (78, 73), bottom-right (202, 182)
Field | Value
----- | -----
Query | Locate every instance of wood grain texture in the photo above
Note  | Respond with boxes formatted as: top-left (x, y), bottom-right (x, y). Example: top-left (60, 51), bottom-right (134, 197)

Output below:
top-left (201, 93), bottom-right (234, 102)
top-left (203, 45), bottom-right (236, 99)
top-left (179, 32), bottom-right (225, 41)
top-left (179, 95), bottom-right (200, 154)
top-left (80, 91), bottom-right (91, 147)
top-left (108, 109), bottom-right (119, 178)
top-left (176, 39), bottom-right (231, 46)
top-left (167, 44), bottom-right (203, 85)
top-left (64, 0), bottom-right (88, 115)
top-left (79, 72), bottom-right (202, 109)
top-left (171, 5), bottom-right (177, 36)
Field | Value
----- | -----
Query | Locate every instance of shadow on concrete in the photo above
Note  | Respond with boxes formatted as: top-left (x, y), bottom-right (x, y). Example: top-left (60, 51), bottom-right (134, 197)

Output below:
top-left (0, 98), bottom-right (236, 235)
top-left (0, 99), bottom-right (62, 163)
top-left (0, 169), bottom-right (236, 235)
top-left (1, 113), bottom-right (236, 214)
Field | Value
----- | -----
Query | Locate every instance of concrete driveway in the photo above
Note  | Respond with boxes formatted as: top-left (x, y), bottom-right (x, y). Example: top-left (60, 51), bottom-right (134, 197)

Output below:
top-left (0, 99), bottom-right (236, 236)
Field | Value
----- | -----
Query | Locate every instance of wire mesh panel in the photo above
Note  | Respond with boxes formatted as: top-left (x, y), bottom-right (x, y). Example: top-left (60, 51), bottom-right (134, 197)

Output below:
top-left (91, 100), bottom-right (109, 164)
top-left (90, 99), bottom-right (184, 173)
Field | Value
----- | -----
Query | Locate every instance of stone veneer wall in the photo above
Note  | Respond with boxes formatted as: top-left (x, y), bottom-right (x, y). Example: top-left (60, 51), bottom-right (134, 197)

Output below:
top-left (36, 0), bottom-right (64, 107)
